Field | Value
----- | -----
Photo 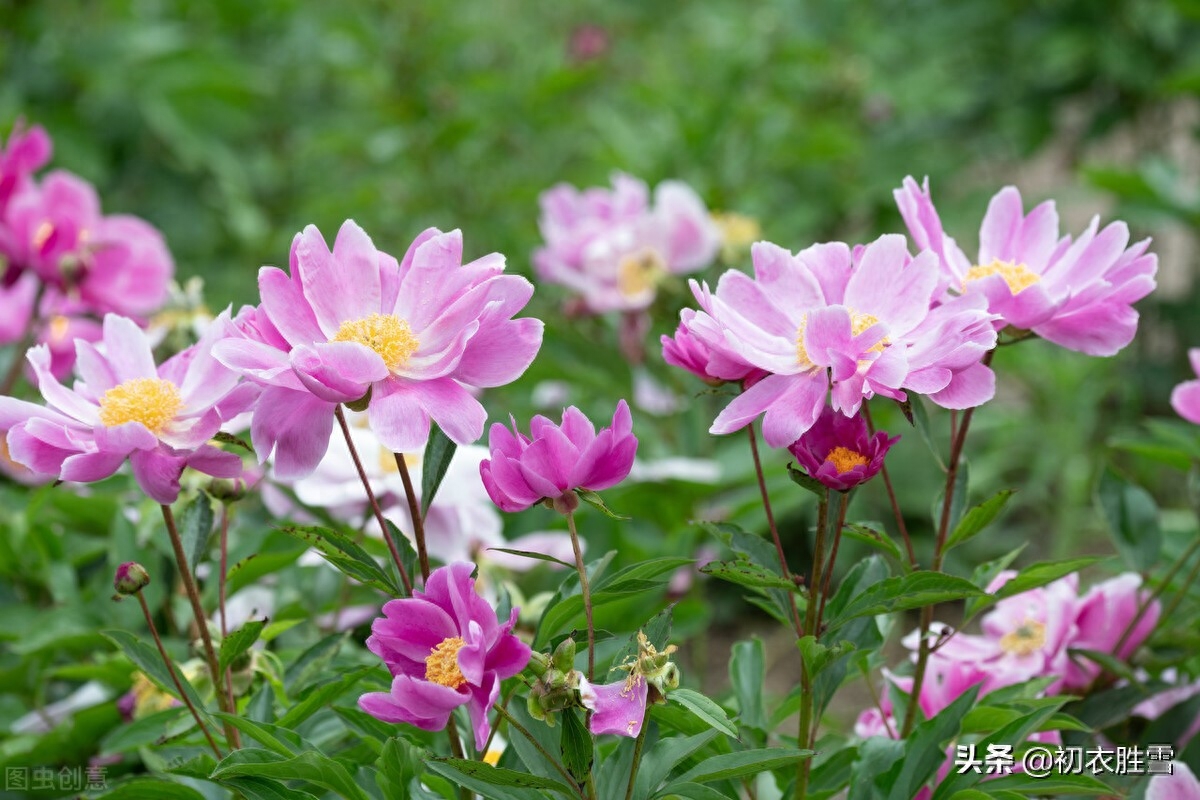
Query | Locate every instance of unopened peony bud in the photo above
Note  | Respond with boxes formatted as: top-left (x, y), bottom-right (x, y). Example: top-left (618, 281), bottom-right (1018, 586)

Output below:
top-left (113, 562), bottom-right (150, 596)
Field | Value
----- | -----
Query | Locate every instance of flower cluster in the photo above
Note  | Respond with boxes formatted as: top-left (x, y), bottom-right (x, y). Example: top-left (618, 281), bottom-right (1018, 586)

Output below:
top-left (534, 172), bottom-right (721, 314)
top-left (0, 121), bottom-right (173, 377)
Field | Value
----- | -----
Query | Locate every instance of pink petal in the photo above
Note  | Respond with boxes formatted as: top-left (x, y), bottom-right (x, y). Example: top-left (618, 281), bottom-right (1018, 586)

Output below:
top-left (928, 362), bottom-right (995, 409)
top-left (130, 448), bottom-right (188, 504)
top-left (1172, 379), bottom-right (1200, 425)
top-left (760, 372), bottom-right (828, 447)
top-left (412, 378), bottom-right (487, 447)
top-left (843, 235), bottom-right (936, 336)
top-left (290, 342), bottom-right (387, 403)
top-left (710, 373), bottom-right (797, 437)
top-left (978, 187), bottom-right (1024, 265)
top-left (258, 266), bottom-right (324, 348)
top-left (250, 386), bottom-right (336, 480)
top-left (453, 317), bottom-right (543, 388)
top-left (100, 314), bottom-right (159, 382)
top-left (185, 445), bottom-right (244, 479)
top-left (368, 380), bottom-right (431, 453)
top-left (59, 450), bottom-right (128, 483)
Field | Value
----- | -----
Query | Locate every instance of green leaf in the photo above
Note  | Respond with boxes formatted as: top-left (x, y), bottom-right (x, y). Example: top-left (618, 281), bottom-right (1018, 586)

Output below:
top-left (384, 518), bottom-right (420, 588)
top-left (97, 779), bottom-right (208, 800)
top-left (560, 707), bottom-right (593, 785)
top-left (910, 396), bottom-right (946, 471)
top-left (536, 557), bottom-right (685, 645)
top-left (729, 638), bottom-right (766, 731)
top-left (1096, 468), bottom-right (1162, 571)
top-left (842, 524), bottom-right (908, 571)
top-left (178, 492), bottom-right (214, 573)
top-left (420, 422), bottom-right (457, 514)
top-left (487, 547), bottom-right (575, 570)
top-left (425, 758), bottom-right (573, 796)
top-left (636, 730), bottom-right (719, 799)
top-left (220, 777), bottom-right (319, 800)
top-left (210, 713), bottom-right (301, 757)
top-left (850, 737), bottom-right (905, 800)
top-left (576, 488), bottom-right (629, 519)
top-left (284, 631), bottom-right (347, 690)
top-left (669, 688), bottom-right (739, 738)
top-left (787, 463), bottom-right (828, 496)
top-left (981, 772), bottom-right (1115, 795)
top-left (506, 700), bottom-right (565, 783)
top-left (100, 630), bottom-right (211, 724)
top-left (1066, 647), bottom-right (1139, 683)
top-left (277, 666), bottom-right (374, 728)
top-left (946, 489), bottom-right (1016, 550)
top-left (700, 559), bottom-right (798, 592)
top-left (652, 783), bottom-right (729, 800)
top-left (965, 557), bottom-right (1103, 618)
top-left (377, 737), bottom-right (421, 798)
top-left (225, 542), bottom-right (308, 597)
top-left (797, 636), bottom-right (855, 682)
top-left (931, 703), bottom-right (1066, 799)
top-left (675, 747), bottom-right (812, 783)
top-left (211, 748), bottom-right (371, 800)
top-left (278, 524), bottom-right (403, 596)
top-left (219, 618), bottom-right (266, 673)
top-left (883, 686), bottom-right (980, 800)
top-left (931, 459), bottom-right (969, 539)
top-left (825, 572), bottom-right (983, 632)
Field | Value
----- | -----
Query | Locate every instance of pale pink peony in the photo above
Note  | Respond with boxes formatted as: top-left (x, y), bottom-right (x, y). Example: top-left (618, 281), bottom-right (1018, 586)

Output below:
top-left (1148, 762), bottom-right (1200, 800)
top-left (479, 400), bottom-right (637, 513)
top-left (0, 313), bottom-right (248, 503)
top-left (686, 235), bottom-right (997, 447)
top-left (4, 171), bottom-right (173, 318)
top-left (534, 173), bottom-right (721, 313)
top-left (213, 221), bottom-right (543, 478)
top-left (661, 308), bottom-right (765, 386)
top-left (1065, 573), bottom-right (1159, 691)
top-left (1172, 349), bottom-right (1200, 425)
top-left (895, 176), bottom-right (1157, 356)
top-left (0, 120), bottom-right (51, 229)
top-left (359, 562), bottom-right (531, 750)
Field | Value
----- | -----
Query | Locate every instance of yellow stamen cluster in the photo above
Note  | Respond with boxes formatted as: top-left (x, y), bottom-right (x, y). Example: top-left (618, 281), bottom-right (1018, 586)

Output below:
top-left (796, 309), bottom-right (888, 369)
top-left (98, 378), bottom-right (183, 434)
top-left (32, 220), bottom-right (54, 250)
top-left (825, 446), bottom-right (869, 474)
top-left (617, 249), bottom-right (667, 298)
top-left (999, 620), bottom-right (1046, 657)
top-left (425, 636), bottom-right (467, 689)
top-left (331, 313), bottom-right (419, 372)
top-left (964, 259), bottom-right (1041, 295)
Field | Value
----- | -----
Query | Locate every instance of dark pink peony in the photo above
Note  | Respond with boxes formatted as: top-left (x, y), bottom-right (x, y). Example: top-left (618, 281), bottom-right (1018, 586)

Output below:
top-left (787, 406), bottom-right (898, 492)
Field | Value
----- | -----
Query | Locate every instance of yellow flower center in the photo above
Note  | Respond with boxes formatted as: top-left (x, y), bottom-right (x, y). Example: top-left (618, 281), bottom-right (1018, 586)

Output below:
top-left (48, 315), bottom-right (71, 343)
top-left (999, 620), bottom-right (1046, 656)
top-left (795, 309), bottom-right (886, 369)
top-left (617, 249), bottom-right (667, 298)
top-left (424, 636), bottom-right (467, 689)
top-left (825, 446), bottom-right (869, 474)
top-left (711, 212), bottom-right (761, 252)
top-left (32, 220), bottom-right (54, 250)
top-left (97, 378), bottom-right (183, 434)
top-left (330, 313), bottom-right (419, 372)
top-left (964, 259), bottom-right (1041, 295)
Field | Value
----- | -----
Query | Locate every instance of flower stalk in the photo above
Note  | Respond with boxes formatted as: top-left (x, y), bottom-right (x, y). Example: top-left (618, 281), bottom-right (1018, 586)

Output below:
top-left (566, 510), bottom-right (596, 681)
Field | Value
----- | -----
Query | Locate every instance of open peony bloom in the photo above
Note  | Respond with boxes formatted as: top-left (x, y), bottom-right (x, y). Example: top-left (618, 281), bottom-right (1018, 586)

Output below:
top-left (895, 176), bottom-right (1157, 356)
top-left (686, 235), bottom-right (998, 447)
top-left (661, 308), bottom-right (765, 386)
top-left (1064, 573), bottom-right (1159, 691)
top-left (0, 121), bottom-right (51, 226)
top-left (479, 400), bottom-right (638, 513)
top-left (4, 170), bottom-right (173, 319)
top-left (0, 313), bottom-right (247, 503)
top-left (214, 221), bottom-right (542, 478)
top-left (788, 405), bottom-right (898, 492)
top-left (358, 562), bottom-right (531, 750)
top-left (534, 173), bottom-right (721, 313)
top-left (579, 674), bottom-right (648, 738)
top-left (1172, 348), bottom-right (1200, 425)
top-left (1148, 762), bottom-right (1200, 800)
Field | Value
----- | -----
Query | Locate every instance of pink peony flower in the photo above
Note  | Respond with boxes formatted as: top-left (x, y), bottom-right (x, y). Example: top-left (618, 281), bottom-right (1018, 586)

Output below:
top-left (0, 271), bottom-right (38, 346)
top-left (895, 176), bottom-right (1157, 356)
top-left (358, 562), bottom-right (531, 750)
top-left (686, 235), bottom-right (997, 447)
top-left (787, 405), bottom-right (898, 492)
top-left (661, 308), bottom-right (765, 385)
top-left (1172, 348), bottom-right (1200, 425)
top-left (534, 173), bottom-right (721, 313)
top-left (0, 120), bottom-right (51, 223)
top-left (479, 400), bottom-right (637, 513)
top-left (1148, 762), bottom-right (1200, 800)
top-left (1064, 573), bottom-right (1159, 691)
top-left (579, 674), bottom-right (648, 737)
top-left (0, 313), bottom-right (248, 503)
top-left (214, 221), bottom-right (542, 477)
top-left (4, 171), bottom-right (173, 318)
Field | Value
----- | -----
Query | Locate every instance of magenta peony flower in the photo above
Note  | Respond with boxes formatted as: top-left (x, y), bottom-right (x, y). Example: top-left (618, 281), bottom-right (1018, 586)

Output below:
top-left (479, 400), bottom-right (637, 513)
top-left (895, 176), bottom-right (1157, 356)
top-left (534, 173), bottom-right (721, 313)
top-left (214, 221), bottom-right (542, 477)
top-left (0, 271), bottom-right (38, 346)
top-left (0, 120), bottom-right (51, 223)
top-left (1148, 762), bottom-right (1200, 800)
top-left (686, 235), bottom-right (998, 447)
top-left (1172, 348), bottom-right (1200, 425)
top-left (358, 562), bottom-right (531, 750)
top-left (1064, 573), bottom-right (1160, 691)
top-left (661, 308), bottom-right (765, 386)
top-left (787, 405), bottom-right (898, 492)
top-left (579, 674), bottom-right (648, 738)
top-left (0, 313), bottom-right (247, 503)
top-left (4, 171), bottom-right (173, 318)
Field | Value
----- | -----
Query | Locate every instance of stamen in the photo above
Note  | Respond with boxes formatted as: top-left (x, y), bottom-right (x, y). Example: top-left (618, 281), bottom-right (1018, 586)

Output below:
top-left (617, 249), bottom-right (666, 297)
top-left (999, 620), bottom-right (1046, 657)
top-left (98, 378), bottom-right (183, 435)
top-left (331, 313), bottom-right (419, 372)
top-left (825, 446), bottom-right (869, 474)
top-left (424, 636), bottom-right (467, 689)
top-left (965, 260), bottom-right (1041, 295)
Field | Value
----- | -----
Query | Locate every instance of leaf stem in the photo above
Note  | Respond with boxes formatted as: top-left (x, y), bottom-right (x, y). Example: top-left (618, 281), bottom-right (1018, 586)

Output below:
top-left (333, 406), bottom-right (413, 595)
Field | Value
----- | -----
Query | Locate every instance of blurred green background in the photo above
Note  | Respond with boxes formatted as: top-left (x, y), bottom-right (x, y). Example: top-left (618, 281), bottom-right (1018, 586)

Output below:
top-left (4, 0), bottom-right (1200, 694)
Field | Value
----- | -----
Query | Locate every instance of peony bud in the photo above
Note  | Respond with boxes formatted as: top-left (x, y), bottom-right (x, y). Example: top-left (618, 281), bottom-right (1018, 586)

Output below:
top-left (113, 562), bottom-right (150, 596)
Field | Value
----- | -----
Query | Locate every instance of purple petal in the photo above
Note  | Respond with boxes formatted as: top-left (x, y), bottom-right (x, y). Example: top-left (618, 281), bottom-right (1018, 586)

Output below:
top-left (928, 362), bottom-right (995, 410)
top-left (130, 448), bottom-right (187, 504)
top-left (453, 316), bottom-right (544, 388)
top-left (59, 450), bottom-right (128, 483)
top-left (584, 676), bottom-right (648, 738)
top-left (250, 386), bottom-right (336, 479)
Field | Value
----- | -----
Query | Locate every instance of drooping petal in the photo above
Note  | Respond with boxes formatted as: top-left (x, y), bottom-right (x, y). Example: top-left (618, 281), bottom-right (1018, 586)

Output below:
top-left (129, 448), bottom-right (189, 504)
top-left (250, 386), bottom-right (336, 479)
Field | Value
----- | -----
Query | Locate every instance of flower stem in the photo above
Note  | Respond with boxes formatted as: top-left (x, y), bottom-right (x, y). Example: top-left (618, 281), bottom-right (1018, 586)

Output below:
top-left (1156, 544), bottom-right (1200, 636)
top-left (334, 406), bottom-right (413, 595)
top-left (135, 591), bottom-right (224, 759)
top-left (217, 504), bottom-right (239, 738)
top-left (566, 511), bottom-right (595, 681)
top-left (160, 503), bottom-right (240, 749)
top-left (863, 403), bottom-right (916, 567)
top-left (817, 492), bottom-right (850, 623)
top-left (624, 705), bottom-right (651, 800)
top-left (901, 400), bottom-right (978, 737)
top-left (393, 451), bottom-right (430, 581)
top-left (492, 703), bottom-right (589, 800)
top-left (796, 489), bottom-right (830, 799)
top-left (747, 422), bottom-right (804, 637)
